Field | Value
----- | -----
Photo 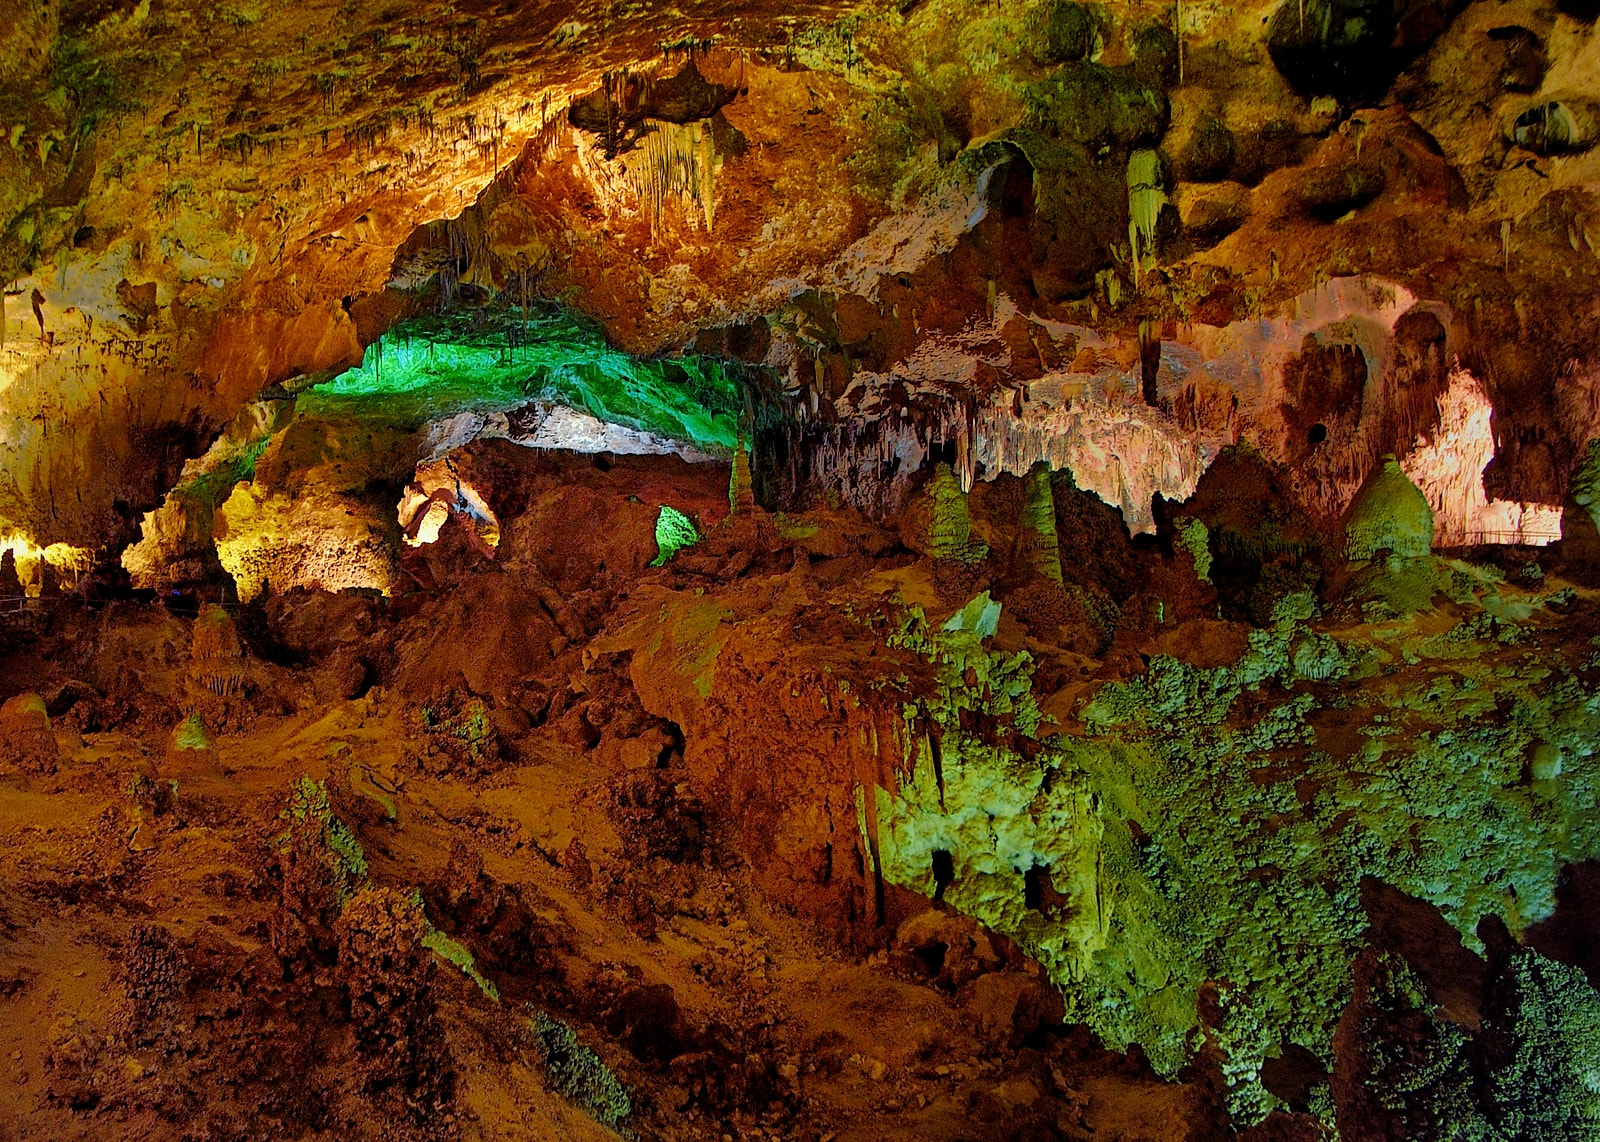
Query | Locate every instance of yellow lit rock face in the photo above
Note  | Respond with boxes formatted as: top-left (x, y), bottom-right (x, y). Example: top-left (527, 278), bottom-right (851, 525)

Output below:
top-left (213, 481), bottom-right (397, 603)
top-left (0, 533), bottom-right (93, 597)
top-left (397, 458), bottom-right (500, 551)
top-left (122, 401), bottom-right (293, 592)
top-left (6, 0), bottom-right (1600, 554)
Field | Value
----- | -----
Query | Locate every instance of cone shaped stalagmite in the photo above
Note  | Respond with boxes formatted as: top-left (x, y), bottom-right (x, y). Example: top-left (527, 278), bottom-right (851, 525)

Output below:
top-left (0, 693), bottom-right (57, 777)
top-left (191, 604), bottom-right (248, 697)
top-left (1344, 455), bottom-right (1435, 561)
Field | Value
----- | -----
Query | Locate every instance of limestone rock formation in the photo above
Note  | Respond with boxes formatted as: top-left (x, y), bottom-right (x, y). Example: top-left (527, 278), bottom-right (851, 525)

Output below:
top-left (5, 0), bottom-right (1600, 1138)
top-left (0, 692), bottom-right (57, 776)
top-left (1344, 456), bottom-right (1437, 560)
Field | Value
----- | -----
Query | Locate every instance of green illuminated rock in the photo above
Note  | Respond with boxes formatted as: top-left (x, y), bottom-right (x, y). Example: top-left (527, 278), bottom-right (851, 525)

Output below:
top-left (650, 505), bottom-right (700, 566)
top-left (171, 711), bottom-right (214, 751)
top-left (529, 1008), bottom-right (632, 1129)
top-left (278, 776), bottom-right (370, 906)
top-left (864, 590), bottom-right (1600, 1125)
top-left (1570, 439), bottom-right (1600, 533)
top-left (1018, 461), bottom-right (1064, 586)
top-left (1485, 948), bottom-right (1600, 1142)
top-left (406, 889), bottom-right (500, 1001)
top-left (941, 590), bottom-right (1002, 637)
top-left (1344, 455), bottom-right (1435, 560)
top-left (1565, 439), bottom-right (1600, 560)
top-left (1126, 148), bottom-right (1167, 287)
top-left (1175, 516), bottom-right (1212, 585)
top-left (1036, 0), bottom-right (1096, 63)
top-left (304, 308), bottom-right (742, 453)
top-left (927, 462), bottom-right (988, 564)
top-left (1334, 949), bottom-right (1489, 1140)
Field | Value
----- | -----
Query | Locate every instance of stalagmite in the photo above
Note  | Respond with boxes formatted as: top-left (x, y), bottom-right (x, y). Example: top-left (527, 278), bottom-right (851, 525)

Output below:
top-left (1343, 456), bottom-right (1435, 561)
top-left (1017, 461), bottom-right (1064, 586)
top-left (7, 7), bottom-right (1600, 1141)
top-left (728, 437), bottom-right (756, 514)
top-left (926, 462), bottom-right (987, 563)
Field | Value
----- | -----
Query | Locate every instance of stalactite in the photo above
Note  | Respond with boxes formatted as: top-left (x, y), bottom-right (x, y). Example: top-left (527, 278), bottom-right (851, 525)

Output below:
top-left (1139, 319), bottom-right (1160, 407)
top-left (625, 119), bottom-right (719, 234)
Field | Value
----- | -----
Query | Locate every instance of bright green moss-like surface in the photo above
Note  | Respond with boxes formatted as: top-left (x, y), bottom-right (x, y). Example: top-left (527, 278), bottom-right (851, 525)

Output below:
top-left (301, 308), bottom-right (742, 451)
top-left (1018, 462), bottom-right (1064, 585)
top-left (421, 696), bottom-right (494, 760)
top-left (866, 593), bottom-right (1600, 1124)
top-left (1487, 948), bottom-right (1600, 1141)
top-left (279, 776), bottom-right (370, 905)
top-left (528, 1008), bottom-right (632, 1129)
top-left (406, 889), bottom-right (501, 1001)
top-left (1175, 516), bottom-right (1212, 584)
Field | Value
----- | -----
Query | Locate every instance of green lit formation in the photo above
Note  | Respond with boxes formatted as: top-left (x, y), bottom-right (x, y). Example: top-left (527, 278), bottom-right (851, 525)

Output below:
top-left (1344, 455), bottom-right (1435, 560)
top-left (1485, 949), bottom-right (1600, 1141)
top-left (279, 776), bottom-right (372, 905)
top-left (1018, 462), bottom-right (1064, 585)
top-left (729, 438), bottom-right (756, 514)
top-left (420, 696), bottom-right (494, 761)
top-left (650, 505), bottom-right (700, 566)
top-left (1571, 440), bottom-right (1600, 533)
top-left (171, 710), bottom-right (214, 752)
top-left (405, 889), bottom-right (501, 1001)
top-left (1126, 148), bottom-right (1166, 287)
top-left (865, 583), bottom-right (1600, 1125)
top-left (528, 1009), bottom-right (633, 1130)
top-left (279, 778), bottom-right (494, 995)
top-left (302, 308), bottom-right (742, 452)
top-left (926, 462), bottom-right (988, 563)
top-left (1174, 516), bottom-right (1212, 584)
top-left (273, 779), bottom-right (629, 1128)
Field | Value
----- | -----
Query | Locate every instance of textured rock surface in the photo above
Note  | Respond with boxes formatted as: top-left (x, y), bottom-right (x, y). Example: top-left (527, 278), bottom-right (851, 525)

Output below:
top-left (8, 0), bottom-right (1600, 1139)
top-left (1, 0), bottom-right (1599, 562)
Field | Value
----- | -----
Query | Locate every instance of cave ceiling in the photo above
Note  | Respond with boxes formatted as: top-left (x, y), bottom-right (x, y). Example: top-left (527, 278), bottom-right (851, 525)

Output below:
top-left (2, 0), bottom-right (1600, 568)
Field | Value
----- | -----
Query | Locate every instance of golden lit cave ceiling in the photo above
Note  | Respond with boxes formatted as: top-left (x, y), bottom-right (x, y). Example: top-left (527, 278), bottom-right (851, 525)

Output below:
top-left (3, 0), bottom-right (1600, 576)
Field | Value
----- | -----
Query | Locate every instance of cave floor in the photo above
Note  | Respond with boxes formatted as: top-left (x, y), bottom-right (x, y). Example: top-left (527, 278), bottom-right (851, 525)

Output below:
top-left (3, 447), bottom-right (1598, 1142)
top-left (0, 617), bottom-right (1213, 1142)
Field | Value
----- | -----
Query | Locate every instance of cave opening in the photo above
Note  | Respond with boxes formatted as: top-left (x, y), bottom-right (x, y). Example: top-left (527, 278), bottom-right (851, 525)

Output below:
top-left (931, 849), bottom-right (956, 903)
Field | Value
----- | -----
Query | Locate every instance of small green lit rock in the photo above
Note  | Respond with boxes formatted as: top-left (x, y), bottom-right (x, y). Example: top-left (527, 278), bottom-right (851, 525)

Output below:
top-left (650, 505), bottom-right (700, 566)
